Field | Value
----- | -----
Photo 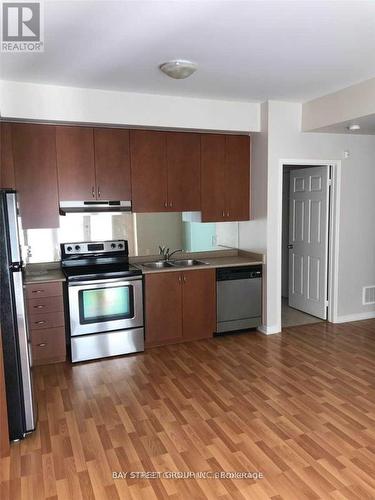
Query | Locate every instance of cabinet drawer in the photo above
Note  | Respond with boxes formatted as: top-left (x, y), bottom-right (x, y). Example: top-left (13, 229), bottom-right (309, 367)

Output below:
top-left (26, 282), bottom-right (62, 299)
top-left (27, 296), bottom-right (64, 315)
top-left (28, 311), bottom-right (65, 330)
top-left (31, 327), bottom-right (66, 365)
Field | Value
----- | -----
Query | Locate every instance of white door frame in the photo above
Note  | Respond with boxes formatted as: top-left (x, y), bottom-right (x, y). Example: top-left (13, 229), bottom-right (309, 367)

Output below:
top-left (274, 159), bottom-right (341, 330)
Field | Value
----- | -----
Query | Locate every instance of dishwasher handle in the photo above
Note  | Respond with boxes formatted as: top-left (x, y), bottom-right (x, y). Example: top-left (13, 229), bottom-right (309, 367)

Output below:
top-left (216, 265), bottom-right (262, 281)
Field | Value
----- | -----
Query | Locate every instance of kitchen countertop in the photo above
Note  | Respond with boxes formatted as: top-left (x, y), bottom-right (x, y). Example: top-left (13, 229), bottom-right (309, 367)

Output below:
top-left (24, 265), bottom-right (65, 285)
top-left (134, 254), bottom-right (263, 274)
top-left (23, 250), bottom-right (264, 282)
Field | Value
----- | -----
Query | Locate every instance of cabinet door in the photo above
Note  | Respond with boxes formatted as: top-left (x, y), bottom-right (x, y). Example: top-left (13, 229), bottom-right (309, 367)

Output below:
top-left (166, 132), bottom-right (201, 211)
top-left (56, 126), bottom-right (96, 201)
top-left (145, 272), bottom-right (183, 346)
top-left (182, 269), bottom-right (216, 340)
top-left (0, 123), bottom-right (15, 189)
top-left (225, 135), bottom-right (250, 221)
top-left (94, 128), bottom-right (131, 200)
top-left (130, 130), bottom-right (168, 212)
top-left (0, 328), bottom-right (9, 457)
top-left (201, 134), bottom-right (226, 222)
top-left (12, 124), bottom-right (60, 229)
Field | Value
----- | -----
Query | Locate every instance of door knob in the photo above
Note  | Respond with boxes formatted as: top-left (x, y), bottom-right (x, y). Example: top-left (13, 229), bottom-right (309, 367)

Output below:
top-left (287, 244), bottom-right (294, 249)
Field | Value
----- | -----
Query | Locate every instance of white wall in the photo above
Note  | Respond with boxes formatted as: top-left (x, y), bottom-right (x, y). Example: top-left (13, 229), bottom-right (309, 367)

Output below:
top-left (302, 76), bottom-right (375, 131)
top-left (240, 100), bottom-right (375, 332)
top-left (238, 102), bottom-right (268, 253)
top-left (0, 80), bottom-right (260, 132)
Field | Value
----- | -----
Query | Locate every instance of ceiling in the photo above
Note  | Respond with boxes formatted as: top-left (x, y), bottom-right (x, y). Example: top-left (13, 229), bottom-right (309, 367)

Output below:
top-left (1, 0), bottom-right (375, 103)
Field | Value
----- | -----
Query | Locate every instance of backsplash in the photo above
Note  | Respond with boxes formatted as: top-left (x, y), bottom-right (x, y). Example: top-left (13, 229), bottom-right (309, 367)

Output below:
top-left (20, 212), bottom-right (239, 263)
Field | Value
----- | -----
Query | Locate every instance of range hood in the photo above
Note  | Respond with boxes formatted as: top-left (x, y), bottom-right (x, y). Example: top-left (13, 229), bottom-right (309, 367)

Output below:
top-left (59, 201), bottom-right (132, 215)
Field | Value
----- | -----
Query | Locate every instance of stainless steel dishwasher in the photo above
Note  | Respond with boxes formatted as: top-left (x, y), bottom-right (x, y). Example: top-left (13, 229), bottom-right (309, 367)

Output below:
top-left (216, 265), bottom-right (262, 333)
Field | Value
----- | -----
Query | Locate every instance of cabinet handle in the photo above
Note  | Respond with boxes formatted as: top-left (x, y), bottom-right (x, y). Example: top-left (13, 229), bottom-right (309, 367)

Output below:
top-left (178, 275), bottom-right (182, 283)
top-left (33, 305), bottom-right (45, 309)
top-left (169, 201), bottom-right (173, 208)
top-left (226, 211), bottom-right (230, 217)
top-left (183, 275), bottom-right (186, 283)
top-left (37, 343), bottom-right (47, 347)
top-left (32, 290), bottom-right (44, 294)
top-left (222, 210), bottom-right (225, 217)
top-left (164, 201), bottom-right (168, 208)
top-left (92, 186), bottom-right (95, 198)
top-left (97, 186), bottom-right (101, 198)
top-left (34, 320), bottom-right (46, 325)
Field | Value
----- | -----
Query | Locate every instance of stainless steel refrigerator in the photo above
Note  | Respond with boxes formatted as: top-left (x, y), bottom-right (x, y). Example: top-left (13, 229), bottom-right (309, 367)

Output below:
top-left (0, 189), bottom-right (37, 440)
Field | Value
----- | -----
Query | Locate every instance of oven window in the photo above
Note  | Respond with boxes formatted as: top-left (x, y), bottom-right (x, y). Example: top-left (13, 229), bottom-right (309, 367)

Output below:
top-left (78, 286), bottom-right (134, 324)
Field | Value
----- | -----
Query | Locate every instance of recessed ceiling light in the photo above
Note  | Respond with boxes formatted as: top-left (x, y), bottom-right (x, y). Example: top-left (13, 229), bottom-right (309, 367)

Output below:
top-left (159, 60), bottom-right (197, 79)
top-left (347, 124), bottom-right (360, 131)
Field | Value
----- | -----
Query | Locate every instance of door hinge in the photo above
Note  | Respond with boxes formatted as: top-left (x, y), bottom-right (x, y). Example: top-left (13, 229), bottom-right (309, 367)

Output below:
top-left (328, 178), bottom-right (332, 186)
top-left (325, 300), bottom-right (329, 307)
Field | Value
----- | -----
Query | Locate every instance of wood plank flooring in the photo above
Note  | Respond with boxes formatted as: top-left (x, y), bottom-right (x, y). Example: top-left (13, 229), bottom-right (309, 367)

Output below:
top-left (2, 320), bottom-right (375, 499)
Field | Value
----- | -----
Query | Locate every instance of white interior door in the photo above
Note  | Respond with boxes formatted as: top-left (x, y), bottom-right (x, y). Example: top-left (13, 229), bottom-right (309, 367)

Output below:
top-left (288, 166), bottom-right (329, 319)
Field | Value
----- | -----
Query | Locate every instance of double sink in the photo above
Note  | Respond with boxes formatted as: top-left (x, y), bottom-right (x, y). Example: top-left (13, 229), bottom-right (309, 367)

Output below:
top-left (141, 259), bottom-right (207, 269)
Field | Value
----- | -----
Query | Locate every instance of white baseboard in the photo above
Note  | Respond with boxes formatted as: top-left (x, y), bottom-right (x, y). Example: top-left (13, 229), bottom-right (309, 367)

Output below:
top-left (257, 324), bottom-right (281, 335)
top-left (334, 311), bottom-right (375, 324)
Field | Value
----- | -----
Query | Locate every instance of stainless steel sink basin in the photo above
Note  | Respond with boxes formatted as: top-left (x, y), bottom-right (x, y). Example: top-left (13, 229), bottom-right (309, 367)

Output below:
top-left (170, 259), bottom-right (207, 267)
top-left (142, 261), bottom-right (174, 269)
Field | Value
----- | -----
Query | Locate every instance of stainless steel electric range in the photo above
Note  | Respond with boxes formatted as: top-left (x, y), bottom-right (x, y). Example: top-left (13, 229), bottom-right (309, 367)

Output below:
top-left (61, 240), bottom-right (144, 363)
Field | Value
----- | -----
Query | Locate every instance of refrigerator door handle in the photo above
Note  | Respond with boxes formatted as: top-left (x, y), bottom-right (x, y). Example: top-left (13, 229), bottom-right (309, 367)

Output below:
top-left (6, 192), bottom-right (22, 265)
top-left (12, 270), bottom-right (37, 433)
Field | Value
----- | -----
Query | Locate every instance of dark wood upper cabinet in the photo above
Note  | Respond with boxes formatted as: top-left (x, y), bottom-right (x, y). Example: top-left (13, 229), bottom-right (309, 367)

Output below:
top-left (93, 128), bottom-right (131, 200)
top-left (130, 130), bottom-right (168, 212)
top-left (0, 123), bottom-right (15, 189)
top-left (200, 134), bottom-right (226, 222)
top-left (12, 124), bottom-right (60, 229)
top-left (56, 126), bottom-right (96, 201)
top-left (145, 271), bottom-right (183, 347)
top-left (182, 268), bottom-right (216, 341)
top-left (225, 135), bottom-right (250, 221)
top-left (201, 134), bottom-right (250, 222)
top-left (166, 132), bottom-right (201, 212)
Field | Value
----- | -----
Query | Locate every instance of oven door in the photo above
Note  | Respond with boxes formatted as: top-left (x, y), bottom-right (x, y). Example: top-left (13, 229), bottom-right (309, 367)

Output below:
top-left (68, 276), bottom-right (143, 337)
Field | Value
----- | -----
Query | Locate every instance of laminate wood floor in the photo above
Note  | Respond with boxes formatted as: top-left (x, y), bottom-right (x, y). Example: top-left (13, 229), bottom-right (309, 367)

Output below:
top-left (2, 320), bottom-right (375, 499)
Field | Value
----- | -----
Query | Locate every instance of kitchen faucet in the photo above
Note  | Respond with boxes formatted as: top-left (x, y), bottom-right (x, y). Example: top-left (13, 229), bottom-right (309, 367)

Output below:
top-left (159, 246), bottom-right (182, 261)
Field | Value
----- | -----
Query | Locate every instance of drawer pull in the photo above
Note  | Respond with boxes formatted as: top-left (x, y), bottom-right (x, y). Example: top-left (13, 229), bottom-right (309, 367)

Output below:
top-left (32, 290), bottom-right (44, 294)
top-left (34, 305), bottom-right (45, 309)
top-left (37, 343), bottom-right (47, 347)
top-left (34, 320), bottom-right (46, 325)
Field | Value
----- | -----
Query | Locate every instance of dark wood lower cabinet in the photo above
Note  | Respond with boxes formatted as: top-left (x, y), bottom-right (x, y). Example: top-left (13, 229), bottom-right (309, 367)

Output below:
top-left (145, 272), bottom-right (183, 347)
top-left (25, 282), bottom-right (66, 365)
top-left (182, 268), bottom-right (216, 341)
top-left (145, 269), bottom-right (216, 347)
top-left (0, 328), bottom-right (10, 457)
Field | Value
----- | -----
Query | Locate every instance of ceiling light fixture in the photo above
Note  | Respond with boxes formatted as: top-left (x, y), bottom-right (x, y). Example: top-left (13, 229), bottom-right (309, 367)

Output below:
top-left (347, 124), bottom-right (360, 131)
top-left (159, 59), bottom-right (197, 79)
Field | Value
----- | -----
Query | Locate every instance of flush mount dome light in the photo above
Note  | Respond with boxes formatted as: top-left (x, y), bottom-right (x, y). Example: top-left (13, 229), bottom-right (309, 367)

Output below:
top-left (347, 124), bottom-right (360, 131)
top-left (159, 59), bottom-right (197, 79)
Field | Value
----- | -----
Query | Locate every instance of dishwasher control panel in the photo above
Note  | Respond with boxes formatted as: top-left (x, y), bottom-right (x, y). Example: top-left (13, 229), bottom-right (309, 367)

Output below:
top-left (216, 265), bottom-right (262, 281)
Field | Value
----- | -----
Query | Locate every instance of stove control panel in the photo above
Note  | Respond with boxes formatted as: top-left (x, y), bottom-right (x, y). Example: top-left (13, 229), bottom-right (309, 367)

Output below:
top-left (61, 240), bottom-right (127, 256)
